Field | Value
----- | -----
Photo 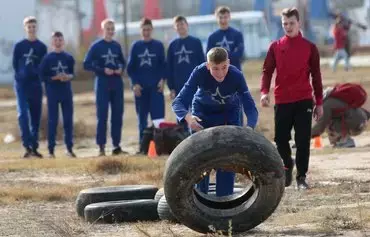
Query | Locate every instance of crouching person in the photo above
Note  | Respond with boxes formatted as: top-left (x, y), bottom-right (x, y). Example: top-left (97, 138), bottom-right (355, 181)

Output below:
top-left (312, 83), bottom-right (370, 148)
top-left (39, 31), bottom-right (76, 158)
top-left (172, 47), bottom-right (258, 197)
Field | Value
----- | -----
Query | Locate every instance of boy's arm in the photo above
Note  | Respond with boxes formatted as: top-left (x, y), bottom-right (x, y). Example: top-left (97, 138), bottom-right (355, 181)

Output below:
top-left (38, 56), bottom-right (50, 82)
top-left (238, 74), bottom-right (259, 129)
top-left (166, 43), bottom-right (175, 91)
top-left (35, 44), bottom-right (48, 76)
top-left (12, 43), bottom-right (19, 73)
top-left (127, 44), bottom-right (139, 86)
top-left (67, 55), bottom-right (75, 80)
top-left (206, 34), bottom-right (214, 53)
top-left (197, 39), bottom-right (206, 65)
top-left (172, 68), bottom-right (200, 122)
top-left (117, 44), bottom-right (126, 71)
top-left (260, 42), bottom-right (276, 95)
top-left (231, 31), bottom-right (244, 60)
top-left (309, 43), bottom-right (323, 106)
top-left (159, 42), bottom-right (167, 80)
top-left (83, 44), bottom-right (104, 74)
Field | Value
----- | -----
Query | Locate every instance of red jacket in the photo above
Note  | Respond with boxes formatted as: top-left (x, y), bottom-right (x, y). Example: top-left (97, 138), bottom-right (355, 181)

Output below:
top-left (333, 25), bottom-right (347, 50)
top-left (260, 32), bottom-right (323, 105)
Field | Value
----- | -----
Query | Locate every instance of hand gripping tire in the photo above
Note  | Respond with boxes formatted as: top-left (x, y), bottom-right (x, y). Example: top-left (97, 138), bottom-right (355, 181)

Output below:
top-left (163, 126), bottom-right (285, 234)
top-left (75, 185), bottom-right (158, 217)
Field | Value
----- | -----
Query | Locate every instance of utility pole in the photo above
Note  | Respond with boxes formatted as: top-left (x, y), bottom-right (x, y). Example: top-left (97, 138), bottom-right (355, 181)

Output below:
top-left (122, 0), bottom-right (129, 58)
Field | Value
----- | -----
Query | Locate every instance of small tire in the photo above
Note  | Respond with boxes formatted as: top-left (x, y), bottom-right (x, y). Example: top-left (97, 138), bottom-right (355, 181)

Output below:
top-left (157, 196), bottom-right (178, 223)
top-left (163, 126), bottom-right (285, 234)
top-left (84, 199), bottom-right (159, 223)
top-left (154, 188), bottom-right (164, 201)
top-left (75, 185), bottom-right (158, 217)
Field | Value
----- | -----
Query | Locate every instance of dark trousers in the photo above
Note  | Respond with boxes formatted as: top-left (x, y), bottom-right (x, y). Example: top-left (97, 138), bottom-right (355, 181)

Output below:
top-left (134, 87), bottom-right (165, 144)
top-left (14, 83), bottom-right (43, 150)
top-left (274, 99), bottom-right (313, 178)
top-left (47, 91), bottom-right (73, 153)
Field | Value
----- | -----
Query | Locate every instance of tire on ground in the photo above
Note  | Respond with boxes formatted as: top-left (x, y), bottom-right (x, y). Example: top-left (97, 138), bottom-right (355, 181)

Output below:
top-left (157, 195), bottom-right (178, 222)
top-left (154, 188), bottom-right (164, 201)
top-left (163, 126), bottom-right (285, 234)
top-left (84, 199), bottom-right (159, 223)
top-left (76, 185), bottom-right (158, 217)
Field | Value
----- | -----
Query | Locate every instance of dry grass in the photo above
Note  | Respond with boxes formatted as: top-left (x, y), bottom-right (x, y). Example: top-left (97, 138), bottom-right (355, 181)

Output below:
top-left (0, 183), bottom-right (82, 204)
top-left (321, 209), bottom-right (362, 232)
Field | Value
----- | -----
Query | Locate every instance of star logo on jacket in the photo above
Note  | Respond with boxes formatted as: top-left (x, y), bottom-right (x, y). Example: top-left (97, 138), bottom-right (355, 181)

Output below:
top-left (51, 61), bottom-right (68, 74)
top-left (138, 48), bottom-right (156, 66)
top-left (174, 45), bottom-right (193, 64)
top-left (211, 87), bottom-right (231, 104)
top-left (216, 36), bottom-right (234, 52)
top-left (102, 48), bottom-right (118, 66)
top-left (23, 48), bottom-right (38, 65)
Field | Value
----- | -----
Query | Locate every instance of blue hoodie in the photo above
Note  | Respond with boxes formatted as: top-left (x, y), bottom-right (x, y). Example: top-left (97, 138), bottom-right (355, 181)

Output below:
top-left (172, 63), bottom-right (258, 128)
top-left (167, 35), bottom-right (205, 93)
top-left (206, 27), bottom-right (244, 70)
top-left (127, 39), bottom-right (166, 88)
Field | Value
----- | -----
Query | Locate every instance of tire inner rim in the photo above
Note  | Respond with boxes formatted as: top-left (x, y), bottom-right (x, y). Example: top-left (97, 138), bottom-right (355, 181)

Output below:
top-left (192, 171), bottom-right (260, 217)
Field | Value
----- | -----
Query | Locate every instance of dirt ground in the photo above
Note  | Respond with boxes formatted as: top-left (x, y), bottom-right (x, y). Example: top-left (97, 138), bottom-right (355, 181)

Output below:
top-left (0, 60), bottom-right (369, 237)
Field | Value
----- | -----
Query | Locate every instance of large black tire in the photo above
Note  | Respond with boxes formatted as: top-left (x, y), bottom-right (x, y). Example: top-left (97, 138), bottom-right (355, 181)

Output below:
top-left (84, 199), bottom-right (159, 223)
top-left (163, 126), bottom-right (285, 234)
top-left (157, 196), bottom-right (178, 222)
top-left (75, 185), bottom-right (158, 217)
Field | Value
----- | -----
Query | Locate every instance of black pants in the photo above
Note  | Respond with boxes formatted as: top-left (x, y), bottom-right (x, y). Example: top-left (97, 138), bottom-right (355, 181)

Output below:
top-left (274, 99), bottom-right (313, 178)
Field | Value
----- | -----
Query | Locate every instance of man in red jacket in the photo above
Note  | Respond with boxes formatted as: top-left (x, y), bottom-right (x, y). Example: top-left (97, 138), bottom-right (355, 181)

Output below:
top-left (260, 7), bottom-right (323, 190)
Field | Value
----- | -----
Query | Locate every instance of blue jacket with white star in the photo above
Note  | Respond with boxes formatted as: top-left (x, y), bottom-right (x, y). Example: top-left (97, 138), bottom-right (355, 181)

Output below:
top-left (39, 51), bottom-right (75, 95)
top-left (127, 39), bottom-right (166, 89)
top-left (206, 27), bottom-right (244, 70)
top-left (83, 39), bottom-right (126, 88)
top-left (167, 35), bottom-right (205, 93)
top-left (12, 39), bottom-right (47, 86)
top-left (172, 63), bottom-right (258, 128)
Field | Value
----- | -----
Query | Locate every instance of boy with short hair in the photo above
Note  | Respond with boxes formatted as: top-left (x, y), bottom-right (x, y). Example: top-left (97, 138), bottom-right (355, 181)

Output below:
top-left (172, 47), bottom-right (258, 196)
top-left (12, 16), bottom-right (47, 158)
top-left (260, 8), bottom-right (323, 190)
top-left (84, 19), bottom-right (127, 156)
top-left (127, 18), bottom-right (166, 152)
top-left (206, 6), bottom-right (244, 70)
top-left (207, 6), bottom-right (245, 126)
top-left (39, 31), bottom-right (76, 158)
top-left (167, 15), bottom-right (205, 99)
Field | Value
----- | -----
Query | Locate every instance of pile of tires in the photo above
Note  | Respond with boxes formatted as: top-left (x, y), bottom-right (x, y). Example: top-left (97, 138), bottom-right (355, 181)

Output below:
top-left (75, 126), bottom-right (285, 235)
top-left (76, 185), bottom-right (160, 223)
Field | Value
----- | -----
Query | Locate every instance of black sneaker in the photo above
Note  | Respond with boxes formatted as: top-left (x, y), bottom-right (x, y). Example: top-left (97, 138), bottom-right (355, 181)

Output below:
top-left (98, 147), bottom-right (105, 157)
top-left (66, 150), bottom-right (76, 158)
top-left (31, 149), bottom-right (43, 158)
top-left (285, 167), bottom-right (293, 187)
top-left (22, 148), bottom-right (32, 159)
top-left (297, 176), bottom-right (310, 190)
top-left (112, 147), bottom-right (128, 156)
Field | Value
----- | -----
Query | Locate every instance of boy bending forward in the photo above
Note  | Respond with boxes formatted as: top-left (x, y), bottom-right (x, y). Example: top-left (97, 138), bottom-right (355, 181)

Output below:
top-left (172, 47), bottom-right (258, 196)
